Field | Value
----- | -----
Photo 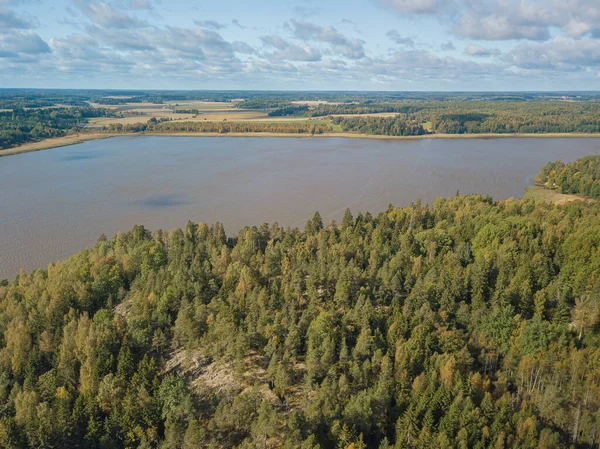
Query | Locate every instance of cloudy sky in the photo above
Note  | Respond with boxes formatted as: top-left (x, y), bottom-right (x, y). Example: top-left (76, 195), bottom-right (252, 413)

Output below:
top-left (1, 0), bottom-right (600, 90)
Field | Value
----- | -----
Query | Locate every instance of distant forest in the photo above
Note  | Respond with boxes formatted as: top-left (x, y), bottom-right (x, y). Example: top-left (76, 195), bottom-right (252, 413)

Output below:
top-left (331, 116), bottom-right (427, 136)
top-left (106, 121), bottom-right (330, 135)
top-left (1, 155), bottom-right (600, 448)
top-left (2, 89), bottom-right (600, 150)
top-left (0, 107), bottom-right (115, 150)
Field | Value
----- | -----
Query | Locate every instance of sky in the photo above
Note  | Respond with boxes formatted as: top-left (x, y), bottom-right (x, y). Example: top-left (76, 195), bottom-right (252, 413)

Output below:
top-left (1, 0), bottom-right (600, 91)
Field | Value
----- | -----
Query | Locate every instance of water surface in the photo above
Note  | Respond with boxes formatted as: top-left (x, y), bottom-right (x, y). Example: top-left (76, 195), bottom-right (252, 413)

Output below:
top-left (1, 136), bottom-right (599, 278)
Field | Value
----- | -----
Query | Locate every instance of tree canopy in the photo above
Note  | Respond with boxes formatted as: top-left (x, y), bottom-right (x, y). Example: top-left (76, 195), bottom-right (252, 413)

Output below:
top-left (1, 188), bottom-right (599, 448)
top-left (537, 155), bottom-right (600, 199)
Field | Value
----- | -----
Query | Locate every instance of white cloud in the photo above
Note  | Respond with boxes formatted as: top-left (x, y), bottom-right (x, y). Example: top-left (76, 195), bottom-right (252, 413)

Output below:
top-left (260, 35), bottom-right (322, 61)
top-left (464, 44), bottom-right (501, 57)
top-left (386, 30), bottom-right (416, 48)
top-left (73, 0), bottom-right (149, 29)
top-left (505, 36), bottom-right (600, 70)
top-left (377, 0), bottom-right (453, 15)
top-left (378, 0), bottom-right (600, 41)
top-left (287, 20), bottom-right (366, 59)
top-left (0, 8), bottom-right (35, 29)
top-left (0, 30), bottom-right (51, 54)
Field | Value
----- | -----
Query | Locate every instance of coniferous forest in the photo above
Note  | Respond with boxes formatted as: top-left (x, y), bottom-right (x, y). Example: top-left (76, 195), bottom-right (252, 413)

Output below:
top-left (1, 169), bottom-right (600, 448)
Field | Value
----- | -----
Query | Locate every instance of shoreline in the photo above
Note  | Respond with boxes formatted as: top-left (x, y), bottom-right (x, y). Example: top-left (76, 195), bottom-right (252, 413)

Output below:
top-left (0, 133), bottom-right (119, 158)
top-left (3, 130), bottom-right (600, 158)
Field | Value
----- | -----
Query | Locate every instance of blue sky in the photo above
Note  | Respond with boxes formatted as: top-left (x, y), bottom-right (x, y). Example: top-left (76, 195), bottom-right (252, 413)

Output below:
top-left (1, 0), bottom-right (600, 90)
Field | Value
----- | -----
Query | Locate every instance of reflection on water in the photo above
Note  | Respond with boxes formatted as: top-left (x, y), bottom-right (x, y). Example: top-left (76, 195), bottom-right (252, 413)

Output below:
top-left (1, 136), bottom-right (599, 278)
top-left (132, 193), bottom-right (191, 209)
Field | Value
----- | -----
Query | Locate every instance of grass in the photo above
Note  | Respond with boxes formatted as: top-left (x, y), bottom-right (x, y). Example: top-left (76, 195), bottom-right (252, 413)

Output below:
top-left (522, 185), bottom-right (593, 205)
top-left (87, 111), bottom-right (329, 128)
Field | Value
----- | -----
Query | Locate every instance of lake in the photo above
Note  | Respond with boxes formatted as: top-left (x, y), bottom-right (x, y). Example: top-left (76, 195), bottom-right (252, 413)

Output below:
top-left (1, 136), bottom-right (599, 279)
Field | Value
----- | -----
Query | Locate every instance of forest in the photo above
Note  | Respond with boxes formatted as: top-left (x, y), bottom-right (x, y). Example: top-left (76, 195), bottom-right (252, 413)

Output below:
top-left (104, 120), bottom-right (330, 135)
top-left (320, 101), bottom-right (600, 135)
top-left (536, 156), bottom-right (600, 199)
top-left (331, 116), bottom-right (428, 136)
top-left (0, 107), bottom-right (115, 150)
top-left (1, 166), bottom-right (599, 448)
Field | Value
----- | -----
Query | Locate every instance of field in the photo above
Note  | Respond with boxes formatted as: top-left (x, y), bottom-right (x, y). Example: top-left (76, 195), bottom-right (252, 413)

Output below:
top-left (522, 184), bottom-right (593, 205)
top-left (87, 100), bottom-right (330, 128)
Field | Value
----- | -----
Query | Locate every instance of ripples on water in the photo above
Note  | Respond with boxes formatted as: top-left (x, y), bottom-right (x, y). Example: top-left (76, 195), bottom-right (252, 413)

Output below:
top-left (1, 136), bottom-right (599, 278)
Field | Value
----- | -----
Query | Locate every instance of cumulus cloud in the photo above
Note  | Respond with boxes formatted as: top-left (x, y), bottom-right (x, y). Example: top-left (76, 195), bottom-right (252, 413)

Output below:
top-left (376, 0), bottom-right (453, 15)
top-left (72, 0), bottom-right (149, 29)
top-left (378, 0), bottom-right (600, 41)
top-left (287, 19), bottom-right (366, 59)
top-left (505, 36), bottom-right (600, 70)
top-left (122, 0), bottom-right (154, 9)
top-left (260, 34), bottom-right (322, 61)
top-left (464, 44), bottom-right (501, 57)
top-left (49, 33), bottom-right (133, 72)
top-left (0, 31), bottom-right (51, 54)
top-left (355, 49), bottom-right (498, 84)
top-left (3, 0), bottom-right (600, 89)
top-left (386, 30), bottom-right (416, 48)
top-left (454, 7), bottom-right (552, 41)
top-left (0, 8), bottom-right (35, 29)
top-left (85, 25), bottom-right (155, 50)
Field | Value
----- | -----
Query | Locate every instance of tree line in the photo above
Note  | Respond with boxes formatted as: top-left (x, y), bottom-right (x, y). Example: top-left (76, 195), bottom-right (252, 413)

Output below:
top-left (0, 177), bottom-right (599, 448)
top-left (104, 120), bottom-right (330, 135)
top-left (331, 116), bottom-right (428, 136)
top-left (0, 107), bottom-right (115, 150)
top-left (283, 100), bottom-right (600, 135)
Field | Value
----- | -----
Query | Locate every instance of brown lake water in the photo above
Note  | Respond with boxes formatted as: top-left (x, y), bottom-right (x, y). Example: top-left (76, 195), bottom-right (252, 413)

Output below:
top-left (1, 136), bottom-right (599, 279)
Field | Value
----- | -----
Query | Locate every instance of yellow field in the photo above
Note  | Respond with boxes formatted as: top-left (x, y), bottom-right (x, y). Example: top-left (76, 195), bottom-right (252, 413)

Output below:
top-left (330, 112), bottom-right (403, 118)
top-left (86, 109), bottom-right (321, 127)
top-left (291, 100), bottom-right (342, 106)
top-left (167, 100), bottom-right (238, 110)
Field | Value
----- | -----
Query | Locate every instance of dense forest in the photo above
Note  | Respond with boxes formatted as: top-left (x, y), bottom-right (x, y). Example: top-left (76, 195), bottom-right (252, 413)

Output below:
top-left (304, 104), bottom-right (423, 118)
top-left (268, 105), bottom-right (310, 117)
top-left (331, 116), bottom-right (428, 136)
top-left (104, 120), bottom-right (330, 135)
top-left (537, 156), bottom-right (600, 199)
top-left (0, 107), bottom-right (114, 150)
top-left (424, 101), bottom-right (600, 134)
top-left (1, 187), bottom-right (599, 448)
top-left (315, 101), bottom-right (600, 135)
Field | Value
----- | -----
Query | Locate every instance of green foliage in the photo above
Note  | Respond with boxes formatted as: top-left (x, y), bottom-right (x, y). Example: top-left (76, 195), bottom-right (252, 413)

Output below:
top-left (106, 120), bottom-right (331, 135)
top-left (1, 189), bottom-right (600, 448)
top-left (537, 155), bottom-right (600, 199)
top-left (331, 116), bottom-right (427, 136)
top-left (0, 107), bottom-right (115, 150)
